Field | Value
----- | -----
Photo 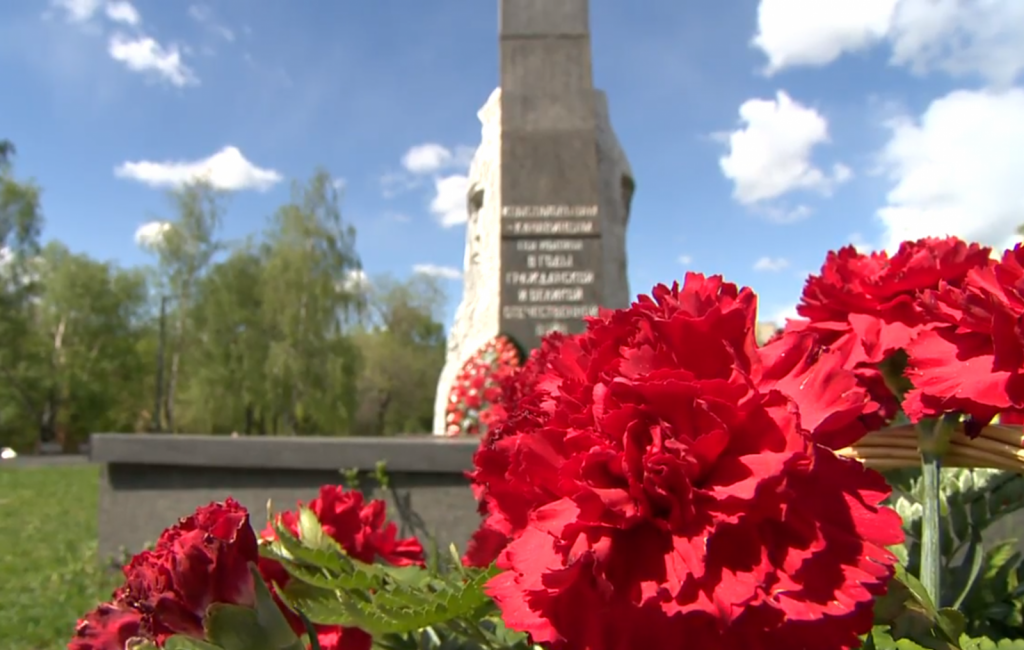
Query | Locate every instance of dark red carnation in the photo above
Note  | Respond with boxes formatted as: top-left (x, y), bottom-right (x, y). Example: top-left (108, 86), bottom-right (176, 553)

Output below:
top-left (476, 275), bottom-right (904, 650)
top-left (70, 499), bottom-right (266, 650)
top-left (117, 498), bottom-right (259, 643)
top-left (68, 603), bottom-right (143, 650)
top-left (258, 486), bottom-right (425, 650)
top-left (904, 245), bottom-right (1024, 428)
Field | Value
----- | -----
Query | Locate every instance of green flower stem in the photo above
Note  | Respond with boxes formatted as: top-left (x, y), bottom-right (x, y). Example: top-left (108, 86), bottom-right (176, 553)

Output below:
top-left (920, 446), bottom-right (942, 603)
top-left (915, 415), bottom-right (957, 605)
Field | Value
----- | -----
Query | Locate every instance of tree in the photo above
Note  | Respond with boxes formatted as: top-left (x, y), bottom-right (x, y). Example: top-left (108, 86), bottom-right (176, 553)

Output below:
top-left (145, 181), bottom-right (226, 432)
top-left (352, 274), bottom-right (447, 436)
top-left (0, 142), bottom-right (45, 448)
top-left (0, 242), bottom-right (150, 449)
top-left (259, 169), bottom-right (363, 434)
top-left (184, 243), bottom-right (270, 433)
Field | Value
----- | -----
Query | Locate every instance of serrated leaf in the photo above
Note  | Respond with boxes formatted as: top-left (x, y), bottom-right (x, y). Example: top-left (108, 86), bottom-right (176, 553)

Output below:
top-left (960, 636), bottom-right (1024, 650)
top-left (297, 508), bottom-right (330, 550)
top-left (205, 604), bottom-right (278, 650)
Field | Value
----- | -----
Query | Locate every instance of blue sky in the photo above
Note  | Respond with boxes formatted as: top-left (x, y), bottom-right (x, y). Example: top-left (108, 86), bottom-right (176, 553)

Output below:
top-left (2, 0), bottom-right (1023, 328)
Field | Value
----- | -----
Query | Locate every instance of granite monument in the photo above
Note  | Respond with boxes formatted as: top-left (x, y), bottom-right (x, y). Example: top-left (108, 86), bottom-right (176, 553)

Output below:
top-left (433, 0), bottom-right (634, 435)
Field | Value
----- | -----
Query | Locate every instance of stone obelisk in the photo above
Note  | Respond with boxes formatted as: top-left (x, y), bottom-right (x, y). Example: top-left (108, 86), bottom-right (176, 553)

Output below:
top-left (432, 0), bottom-right (634, 435)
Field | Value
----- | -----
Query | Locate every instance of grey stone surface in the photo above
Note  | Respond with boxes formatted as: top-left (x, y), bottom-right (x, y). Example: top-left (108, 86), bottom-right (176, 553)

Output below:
top-left (91, 434), bottom-right (481, 560)
top-left (432, 0), bottom-right (633, 434)
top-left (500, 0), bottom-right (589, 37)
top-left (91, 433), bottom-right (477, 472)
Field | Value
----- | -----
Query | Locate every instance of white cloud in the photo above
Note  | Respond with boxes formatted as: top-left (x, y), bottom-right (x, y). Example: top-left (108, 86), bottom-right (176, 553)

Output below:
top-left (51, 0), bottom-right (104, 22)
top-left (108, 33), bottom-right (197, 86)
top-left (115, 146), bottom-right (282, 192)
top-left (402, 144), bottom-right (453, 175)
top-left (753, 0), bottom-right (1024, 86)
top-left (889, 0), bottom-right (1024, 87)
top-left (719, 92), bottom-right (850, 205)
top-left (134, 221), bottom-right (171, 248)
top-left (678, 254), bottom-right (693, 265)
top-left (412, 264), bottom-right (462, 280)
top-left (752, 0), bottom-right (897, 73)
top-left (877, 88), bottom-right (1024, 252)
top-left (104, 1), bottom-right (139, 25)
top-left (391, 143), bottom-right (475, 226)
top-left (429, 174), bottom-right (470, 227)
top-left (753, 256), bottom-right (790, 272)
top-left (399, 143), bottom-right (475, 175)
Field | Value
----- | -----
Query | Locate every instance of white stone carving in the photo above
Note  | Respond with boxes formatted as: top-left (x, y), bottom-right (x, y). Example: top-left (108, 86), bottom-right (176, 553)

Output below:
top-left (431, 88), bottom-right (633, 435)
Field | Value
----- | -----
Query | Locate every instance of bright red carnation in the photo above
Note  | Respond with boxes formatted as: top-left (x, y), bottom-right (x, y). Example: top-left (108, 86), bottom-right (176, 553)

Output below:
top-left (464, 332), bottom-right (572, 567)
top-left (258, 486), bottom-right (425, 650)
top-left (903, 244), bottom-right (1024, 427)
top-left (476, 275), bottom-right (904, 650)
top-left (756, 319), bottom-right (888, 449)
top-left (787, 237), bottom-right (1012, 433)
top-left (799, 237), bottom-right (991, 360)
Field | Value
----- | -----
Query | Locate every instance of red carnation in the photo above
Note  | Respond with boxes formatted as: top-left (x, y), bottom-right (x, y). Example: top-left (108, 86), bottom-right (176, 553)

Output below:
top-left (118, 498), bottom-right (259, 643)
top-left (799, 237), bottom-right (991, 360)
top-left (788, 237), bottom-right (1008, 433)
top-left (755, 318), bottom-right (884, 450)
top-left (476, 275), bottom-right (904, 650)
top-left (258, 486), bottom-right (425, 650)
top-left (464, 332), bottom-right (572, 567)
top-left (903, 244), bottom-right (1024, 427)
top-left (70, 499), bottom-right (265, 649)
top-left (68, 603), bottom-right (143, 650)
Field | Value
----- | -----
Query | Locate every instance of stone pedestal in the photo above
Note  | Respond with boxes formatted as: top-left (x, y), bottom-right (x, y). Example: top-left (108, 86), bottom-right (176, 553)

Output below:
top-left (432, 0), bottom-right (633, 435)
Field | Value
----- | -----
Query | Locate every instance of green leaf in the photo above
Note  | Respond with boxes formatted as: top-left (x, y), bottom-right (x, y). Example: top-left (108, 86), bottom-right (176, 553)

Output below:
top-left (296, 609), bottom-right (323, 650)
top-left (960, 636), bottom-right (1024, 650)
top-left (162, 637), bottom-right (225, 650)
top-left (891, 544), bottom-right (911, 567)
top-left (896, 565), bottom-right (939, 615)
top-left (205, 603), bottom-right (278, 650)
top-left (298, 507), bottom-right (330, 550)
top-left (249, 563), bottom-right (303, 649)
top-left (936, 609), bottom-right (967, 642)
top-left (948, 489), bottom-right (971, 544)
top-left (950, 534), bottom-right (985, 610)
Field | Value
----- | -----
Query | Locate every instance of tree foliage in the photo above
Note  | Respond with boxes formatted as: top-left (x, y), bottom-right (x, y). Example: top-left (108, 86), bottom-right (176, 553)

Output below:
top-left (0, 143), bottom-right (448, 450)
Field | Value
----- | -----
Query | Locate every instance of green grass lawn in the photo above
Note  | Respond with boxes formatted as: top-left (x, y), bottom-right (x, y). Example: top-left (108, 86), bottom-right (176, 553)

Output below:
top-left (0, 464), bottom-right (120, 650)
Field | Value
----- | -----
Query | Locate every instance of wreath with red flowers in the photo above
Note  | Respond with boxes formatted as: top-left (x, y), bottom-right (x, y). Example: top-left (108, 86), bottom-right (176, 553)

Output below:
top-left (444, 335), bottom-right (521, 437)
